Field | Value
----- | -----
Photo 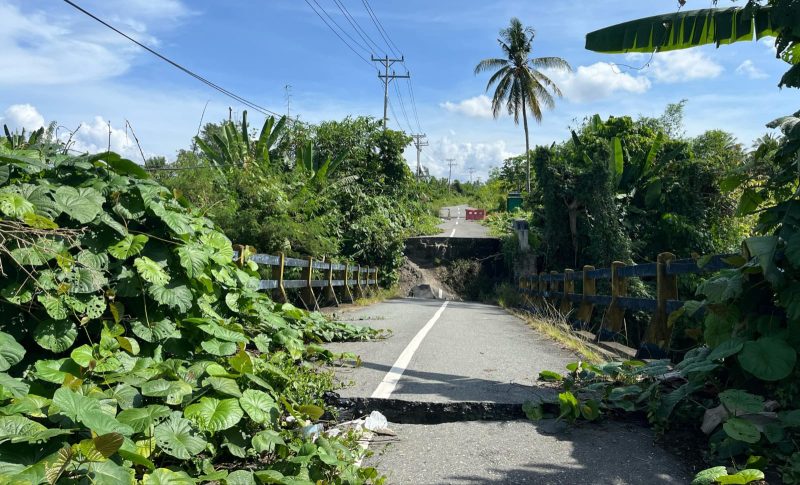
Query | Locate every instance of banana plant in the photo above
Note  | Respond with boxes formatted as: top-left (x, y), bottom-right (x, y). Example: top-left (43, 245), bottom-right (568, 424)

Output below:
top-left (195, 110), bottom-right (286, 170)
top-left (584, 1), bottom-right (800, 88)
top-left (296, 141), bottom-right (347, 187)
top-left (571, 117), bottom-right (666, 207)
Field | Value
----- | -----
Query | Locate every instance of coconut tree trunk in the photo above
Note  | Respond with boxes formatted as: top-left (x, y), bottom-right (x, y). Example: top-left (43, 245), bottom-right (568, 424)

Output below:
top-left (521, 93), bottom-right (531, 193)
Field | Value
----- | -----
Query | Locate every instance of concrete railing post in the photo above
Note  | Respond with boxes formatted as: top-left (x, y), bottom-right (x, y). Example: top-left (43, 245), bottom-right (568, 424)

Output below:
top-left (324, 258), bottom-right (339, 307)
top-left (561, 269), bottom-right (575, 315)
top-left (600, 261), bottom-right (628, 342)
top-left (300, 256), bottom-right (319, 311)
top-left (575, 265), bottom-right (595, 329)
top-left (272, 252), bottom-right (287, 303)
top-left (642, 252), bottom-right (678, 356)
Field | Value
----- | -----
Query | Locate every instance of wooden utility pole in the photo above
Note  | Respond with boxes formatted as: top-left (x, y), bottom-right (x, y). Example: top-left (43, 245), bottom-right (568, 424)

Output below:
top-left (446, 158), bottom-right (457, 191)
top-left (467, 167), bottom-right (475, 183)
top-left (411, 134), bottom-right (428, 180)
top-left (372, 55), bottom-right (409, 129)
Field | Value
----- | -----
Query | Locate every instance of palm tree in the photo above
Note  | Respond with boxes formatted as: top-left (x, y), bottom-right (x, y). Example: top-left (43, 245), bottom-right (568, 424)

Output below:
top-left (475, 18), bottom-right (571, 193)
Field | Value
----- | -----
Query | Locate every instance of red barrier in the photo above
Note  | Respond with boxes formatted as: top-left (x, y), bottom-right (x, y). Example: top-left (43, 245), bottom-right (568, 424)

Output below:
top-left (465, 209), bottom-right (486, 220)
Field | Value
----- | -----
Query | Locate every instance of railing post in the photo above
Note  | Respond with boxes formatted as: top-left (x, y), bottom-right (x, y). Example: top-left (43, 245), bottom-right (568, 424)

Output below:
top-left (272, 252), bottom-right (287, 303)
top-left (549, 270), bottom-right (560, 308)
top-left (640, 252), bottom-right (678, 358)
top-left (300, 256), bottom-right (319, 312)
top-left (561, 269), bottom-right (575, 315)
top-left (340, 264), bottom-right (354, 304)
top-left (354, 265), bottom-right (365, 300)
top-left (599, 261), bottom-right (627, 342)
top-left (575, 265), bottom-right (595, 329)
top-left (323, 258), bottom-right (339, 307)
top-left (538, 272), bottom-right (546, 307)
top-left (373, 267), bottom-right (380, 291)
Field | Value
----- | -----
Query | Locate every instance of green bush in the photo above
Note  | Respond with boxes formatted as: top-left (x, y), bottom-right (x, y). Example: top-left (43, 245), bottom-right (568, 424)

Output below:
top-left (0, 139), bottom-right (382, 484)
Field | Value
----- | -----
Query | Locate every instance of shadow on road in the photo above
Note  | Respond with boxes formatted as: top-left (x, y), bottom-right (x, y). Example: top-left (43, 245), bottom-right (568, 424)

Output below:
top-left (356, 360), bottom-right (556, 403)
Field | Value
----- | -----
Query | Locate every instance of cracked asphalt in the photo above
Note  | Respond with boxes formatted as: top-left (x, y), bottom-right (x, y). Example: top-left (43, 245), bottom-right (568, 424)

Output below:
top-left (326, 299), bottom-right (692, 484)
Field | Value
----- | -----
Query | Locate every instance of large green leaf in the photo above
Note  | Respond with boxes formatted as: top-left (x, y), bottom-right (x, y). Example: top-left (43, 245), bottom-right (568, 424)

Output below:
top-left (719, 389), bottom-right (764, 414)
top-left (33, 319), bottom-right (77, 353)
top-left (585, 6), bottom-right (775, 54)
top-left (0, 332), bottom-right (25, 371)
top-left (148, 283), bottom-right (192, 312)
top-left (140, 379), bottom-right (193, 405)
top-left (723, 417), bottom-right (761, 444)
top-left (134, 257), bottom-right (170, 286)
top-left (51, 388), bottom-right (133, 435)
top-left (54, 186), bottom-right (104, 223)
top-left (184, 397), bottom-right (243, 432)
top-left (154, 412), bottom-right (207, 460)
top-left (608, 136), bottom-right (623, 185)
top-left (117, 405), bottom-right (171, 434)
top-left (176, 243), bottom-right (209, 278)
top-left (143, 468), bottom-right (195, 485)
top-left (0, 371), bottom-right (30, 398)
top-left (744, 236), bottom-right (782, 286)
top-left (108, 234), bottom-right (149, 260)
top-left (739, 337), bottom-right (797, 381)
top-left (239, 389), bottom-right (279, 425)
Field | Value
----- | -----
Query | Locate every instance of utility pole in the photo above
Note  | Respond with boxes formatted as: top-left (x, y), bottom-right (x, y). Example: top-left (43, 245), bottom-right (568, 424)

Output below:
top-left (372, 55), bottom-right (409, 129)
top-left (467, 167), bottom-right (476, 183)
top-left (284, 84), bottom-right (292, 118)
top-left (446, 158), bottom-right (457, 191)
top-left (411, 134), bottom-right (428, 180)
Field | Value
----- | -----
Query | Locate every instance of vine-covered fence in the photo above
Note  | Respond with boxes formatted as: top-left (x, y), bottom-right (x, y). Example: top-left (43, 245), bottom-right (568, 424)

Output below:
top-left (517, 252), bottom-right (736, 359)
top-left (234, 247), bottom-right (380, 311)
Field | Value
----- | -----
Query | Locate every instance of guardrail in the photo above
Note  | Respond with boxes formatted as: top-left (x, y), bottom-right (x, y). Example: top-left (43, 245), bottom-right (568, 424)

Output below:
top-left (517, 252), bottom-right (737, 359)
top-left (234, 247), bottom-right (380, 311)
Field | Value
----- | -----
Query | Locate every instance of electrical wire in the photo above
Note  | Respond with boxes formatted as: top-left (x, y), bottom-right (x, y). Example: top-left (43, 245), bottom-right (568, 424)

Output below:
top-left (332, 0), bottom-right (387, 57)
top-left (361, 0), bottom-right (402, 57)
top-left (303, 0), bottom-right (374, 67)
top-left (61, 0), bottom-right (292, 122)
top-left (405, 77), bottom-right (422, 133)
top-left (393, 80), bottom-right (414, 134)
top-left (309, 0), bottom-right (371, 56)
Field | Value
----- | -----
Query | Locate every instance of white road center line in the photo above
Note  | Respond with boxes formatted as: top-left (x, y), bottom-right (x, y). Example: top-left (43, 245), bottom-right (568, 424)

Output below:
top-left (449, 228), bottom-right (456, 237)
top-left (371, 301), bottom-right (449, 399)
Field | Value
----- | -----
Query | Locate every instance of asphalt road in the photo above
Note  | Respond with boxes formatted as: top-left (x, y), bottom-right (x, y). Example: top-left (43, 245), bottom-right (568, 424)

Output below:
top-left (326, 299), bottom-right (691, 484)
top-left (435, 204), bottom-right (491, 239)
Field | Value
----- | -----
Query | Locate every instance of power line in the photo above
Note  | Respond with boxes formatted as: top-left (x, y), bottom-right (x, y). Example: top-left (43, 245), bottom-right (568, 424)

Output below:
top-left (332, 0), bottom-right (387, 56)
top-left (309, 0), bottom-right (371, 55)
top-left (405, 77), bottom-right (422, 133)
top-left (303, 0), bottom-right (373, 67)
top-left (361, 0), bottom-right (402, 57)
top-left (393, 80), bottom-right (413, 133)
top-left (61, 0), bottom-right (290, 122)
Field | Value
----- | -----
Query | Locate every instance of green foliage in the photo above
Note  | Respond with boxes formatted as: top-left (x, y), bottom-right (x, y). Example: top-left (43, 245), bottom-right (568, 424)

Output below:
top-left (535, 108), bottom-right (800, 482)
top-left (157, 113), bottom-right (425, 286)
top-left (0, 143), bottom-right (383, 483)
top-left (529, 108), bottom-right (745, 271)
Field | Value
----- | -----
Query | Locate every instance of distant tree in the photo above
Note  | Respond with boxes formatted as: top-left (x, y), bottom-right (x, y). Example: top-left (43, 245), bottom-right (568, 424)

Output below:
top-left (475, 18), bottom-right (571, 193)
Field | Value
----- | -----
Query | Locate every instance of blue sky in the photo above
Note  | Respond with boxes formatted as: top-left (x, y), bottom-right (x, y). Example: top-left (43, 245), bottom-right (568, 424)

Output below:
top-left (1, 0), bottom-right (797, 182)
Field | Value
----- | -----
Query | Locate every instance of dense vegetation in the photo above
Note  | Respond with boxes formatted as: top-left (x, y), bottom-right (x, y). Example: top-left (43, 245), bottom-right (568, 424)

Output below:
top-left (147, 114), bottom-right (445, 287)
top-left (0, 131), bottom-right (386, 484)
top-left (518, 1), bottom-right (800, 483)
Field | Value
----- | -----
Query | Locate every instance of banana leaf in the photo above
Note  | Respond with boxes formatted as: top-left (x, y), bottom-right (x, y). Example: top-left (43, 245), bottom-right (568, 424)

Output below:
top-left (585, 6), bottom-right (775, 54)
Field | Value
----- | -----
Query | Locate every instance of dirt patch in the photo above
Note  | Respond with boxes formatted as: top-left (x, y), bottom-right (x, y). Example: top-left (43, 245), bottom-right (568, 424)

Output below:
top-left (396, 257), bottom-right (458, 299)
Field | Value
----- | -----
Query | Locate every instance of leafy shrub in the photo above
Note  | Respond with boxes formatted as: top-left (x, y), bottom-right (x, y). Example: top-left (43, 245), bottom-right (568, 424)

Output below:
top-left (0, 141), bottom-right (382, 484)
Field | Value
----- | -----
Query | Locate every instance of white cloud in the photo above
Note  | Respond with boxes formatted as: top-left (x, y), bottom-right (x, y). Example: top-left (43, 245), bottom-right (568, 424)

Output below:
top-left (736, 60), bottom-right (768, 79)
top-left (545, 62), bottom-right (651, 103)
top-left (2, 104), bottom-right (45, 131)
top-left (62, 116), bottom-right (141, 159)
top-left (0, 1), bottom-right (189, 86)
top-left (440, 95), bottom-right (494, 119)
top-left (629, 50), bottom-right (724, 83)
top-left (422, 136), bottom-right (515, 181)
